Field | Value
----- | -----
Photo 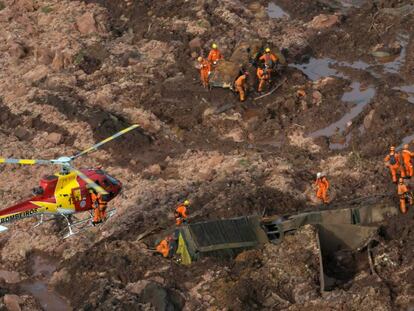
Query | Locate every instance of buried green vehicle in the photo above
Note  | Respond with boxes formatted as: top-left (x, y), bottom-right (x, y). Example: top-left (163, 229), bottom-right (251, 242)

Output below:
top-left (165, 202), bottom-right (396, 291)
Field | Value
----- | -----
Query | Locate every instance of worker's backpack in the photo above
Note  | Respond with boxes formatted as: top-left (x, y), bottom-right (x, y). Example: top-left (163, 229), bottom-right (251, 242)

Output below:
top-left (389, 154), bottom-right (397, 165)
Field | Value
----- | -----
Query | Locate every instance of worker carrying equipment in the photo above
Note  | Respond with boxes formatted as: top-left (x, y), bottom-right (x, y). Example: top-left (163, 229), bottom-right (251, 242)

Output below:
top-left (384, 146), bottom-right (405, 183)
top-left (208, 43), bottom-right (223, 65)
top-left (259, 48), bottom-right (278, 75)
top-left (234, 72), bottom-right (248, 102)
top-left (315, 172), bottom-right (330, 204)
top-left (397, 177), bottom-right (412, 214)
top-left (401, 144), bottom-right (413, 178)
top-left (197, 56), bottom-right (211, 88)
top-left (175, 200), bottom-right (189, 226)
top-left (257, 66), bottom-right (269, 92)
top-left (90, 189), bottom-right (108, 225)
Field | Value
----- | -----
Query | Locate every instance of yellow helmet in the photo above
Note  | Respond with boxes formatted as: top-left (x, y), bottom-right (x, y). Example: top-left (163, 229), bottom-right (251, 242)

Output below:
top-left (197, 56), bottom-right (203, 62)
top-left (212, 43), bottom-right (217, 49)
top-left (265, 47), bottom-right (271, 53)
top-left (183, 200), bottom-right (190, 206)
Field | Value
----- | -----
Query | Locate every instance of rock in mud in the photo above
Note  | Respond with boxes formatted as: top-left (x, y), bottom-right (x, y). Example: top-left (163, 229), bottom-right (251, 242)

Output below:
top-left (312, 90), bottom-right (322, 106)
top-left (76, 12), bottom-right (98, 35)
top-left (307, 14), bottom-right (340, 30)
top-left (23, 65), bottom-right (49, 84)
top-left (34, 46), bottom-right (54, 65)
top-left (363, 109), bottom-right (375, 129)
top-left (14, 127), bottom-right (30, 141)
top-left (140, 282), bottom-right (178, 310)
top-left (46, 132), bottom-right (62, 145)
top-left (143, 164), bottom-right (162, 178)
top-left (14, 0), bottom-right (36, 12)
top-left (189, 37), bottom-right (203, 50)
top-left (3, 294), bottom-right (21, 311)
top-left (0, 271), bottom-right (20, 284)
top-left (126, 280), bottom-right (150, 295)
top-left (7, 41), bottom-right (27, 59)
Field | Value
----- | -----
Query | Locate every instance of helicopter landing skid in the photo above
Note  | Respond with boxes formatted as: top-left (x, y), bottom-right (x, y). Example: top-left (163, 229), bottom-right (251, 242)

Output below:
top-left (61, 208), bottom-right (117, 239)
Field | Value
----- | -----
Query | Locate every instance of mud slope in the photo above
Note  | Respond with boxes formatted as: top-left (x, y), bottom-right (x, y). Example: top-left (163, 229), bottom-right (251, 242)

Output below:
top-left (0, 0), bottom-right (413, 309)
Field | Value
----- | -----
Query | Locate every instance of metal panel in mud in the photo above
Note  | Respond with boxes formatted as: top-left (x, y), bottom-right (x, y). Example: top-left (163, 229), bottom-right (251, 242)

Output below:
top-left (282, 204), bottom-right (395, 233)
top-left (353, 205), bottom-right (398, 224)
top-left (316, 224), bottom-right (378, 291)
top-left (180, 216), bottom-right (268, 259)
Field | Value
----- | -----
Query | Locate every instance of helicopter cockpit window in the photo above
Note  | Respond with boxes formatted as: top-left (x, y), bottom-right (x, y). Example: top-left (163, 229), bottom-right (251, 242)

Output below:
top-left (106, 175), bottom-right (120, 185)
top-left (32, 186), bottom-right (44, 196)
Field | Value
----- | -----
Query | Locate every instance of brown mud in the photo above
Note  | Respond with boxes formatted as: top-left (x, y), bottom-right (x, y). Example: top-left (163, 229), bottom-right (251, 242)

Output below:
top-left (0, 0), bottom-right (413, 309)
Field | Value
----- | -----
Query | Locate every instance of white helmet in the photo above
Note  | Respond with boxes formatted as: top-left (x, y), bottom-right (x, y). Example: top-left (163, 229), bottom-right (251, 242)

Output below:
top-left (316, 172), bottom-right (322, 178)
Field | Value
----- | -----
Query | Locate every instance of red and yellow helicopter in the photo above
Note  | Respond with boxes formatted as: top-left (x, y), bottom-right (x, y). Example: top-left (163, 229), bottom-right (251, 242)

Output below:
top-left (0, 124), bottom-right (139, 237)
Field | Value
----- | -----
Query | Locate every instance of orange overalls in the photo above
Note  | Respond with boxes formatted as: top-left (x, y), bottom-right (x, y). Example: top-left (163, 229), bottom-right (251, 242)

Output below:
top-left (315, 177), bottom-right (329, 204)
top-left (208, 49), bottom-right (223, 64)
top-left (174, 204), bottom-right (188, 226)
top-left (156, 239), bottom-right (170, 257)
top-left (384, 152), bottom-right (405, 183)
top-left (259, 53), bottom-right (278, 72)
top-left (257, 67), bottom-right (269, 92)
top-left (90, 193), bottom-right (107, 223)
top-left (397, 182), bottom-right (412, 214)
top-left (401, 149), bottom-right (413, 178)
top-left (199, 58), bottom-right (211, 88)
top-left (235, 74), bottom-right (247, 101)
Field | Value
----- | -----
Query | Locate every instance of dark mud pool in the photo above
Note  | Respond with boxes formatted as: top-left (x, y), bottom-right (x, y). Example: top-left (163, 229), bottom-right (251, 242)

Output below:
top-left (20, 254), bottom-right (71, 311)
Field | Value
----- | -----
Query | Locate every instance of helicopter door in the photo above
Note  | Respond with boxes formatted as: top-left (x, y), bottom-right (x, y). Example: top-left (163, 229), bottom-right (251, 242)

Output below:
top-left (71, 187), bottom-right (90, 212)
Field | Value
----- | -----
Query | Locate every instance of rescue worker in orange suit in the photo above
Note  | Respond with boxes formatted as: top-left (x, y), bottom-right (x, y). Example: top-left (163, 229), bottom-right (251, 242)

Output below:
top-left (315, 172), bottom-right (330, 204)
top-left (259, 47), bottom-right (278, 78)
top-left (208, 43), bottom-right (223, 65)
top-left (90, 189), bottom-right (108, 225)
top-left (174, 200), bottom-right (189, 226)
top-left (401, 144), bottom-right (413, 178)
top-left (257, 66), bottom-right (269, 92)
top-left (384, 146), bottom-right (405, 183)
top-left (234, 72), bottom-right (248, 102)
top-left (197, 56), bottom-right (211, 88)
top-left (397, 177), bottom-right (412, 214)
top-left (156, 236), bottom-right (172, 258)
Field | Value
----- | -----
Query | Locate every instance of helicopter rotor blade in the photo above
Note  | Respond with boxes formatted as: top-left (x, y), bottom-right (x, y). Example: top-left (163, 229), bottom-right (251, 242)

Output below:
top-left (71, 124), bottom-right (140, 160)
top-left (0, 158), bottom-right (54, 165)
top-left (70, 167), bottom-right (108, 195)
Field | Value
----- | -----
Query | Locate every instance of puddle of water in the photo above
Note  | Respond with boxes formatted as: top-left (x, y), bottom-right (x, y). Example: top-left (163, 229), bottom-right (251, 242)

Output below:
top-left (337, 60), bottom-right (370, 71)
top-left (395, 85), bottom-right (414, 104)
top-left (290, 58), bottom-right (371, 81)
top-left (20, 254), bottom-right (72, 311)
top-left (290, 58), bottom-right (344, 81)
top-left (383, 34), bottom-right (409, 74)
top-left (310, 82), bottom-right (376, 138)
top-left (267, 2), bottom-right (290, 19)
top-left (338, 0), bottom-right (366, 8)
top-left (341, 82), bottom-right (376, 104)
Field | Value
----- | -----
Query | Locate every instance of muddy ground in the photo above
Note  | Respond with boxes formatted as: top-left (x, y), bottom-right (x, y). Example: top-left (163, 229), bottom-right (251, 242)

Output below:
top-left (0, 0), bottom-right (413, 310)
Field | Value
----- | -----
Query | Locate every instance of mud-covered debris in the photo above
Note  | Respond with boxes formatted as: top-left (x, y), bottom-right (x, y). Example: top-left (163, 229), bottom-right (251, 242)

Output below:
top-left (307, 14), bottom-right (340, 29)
